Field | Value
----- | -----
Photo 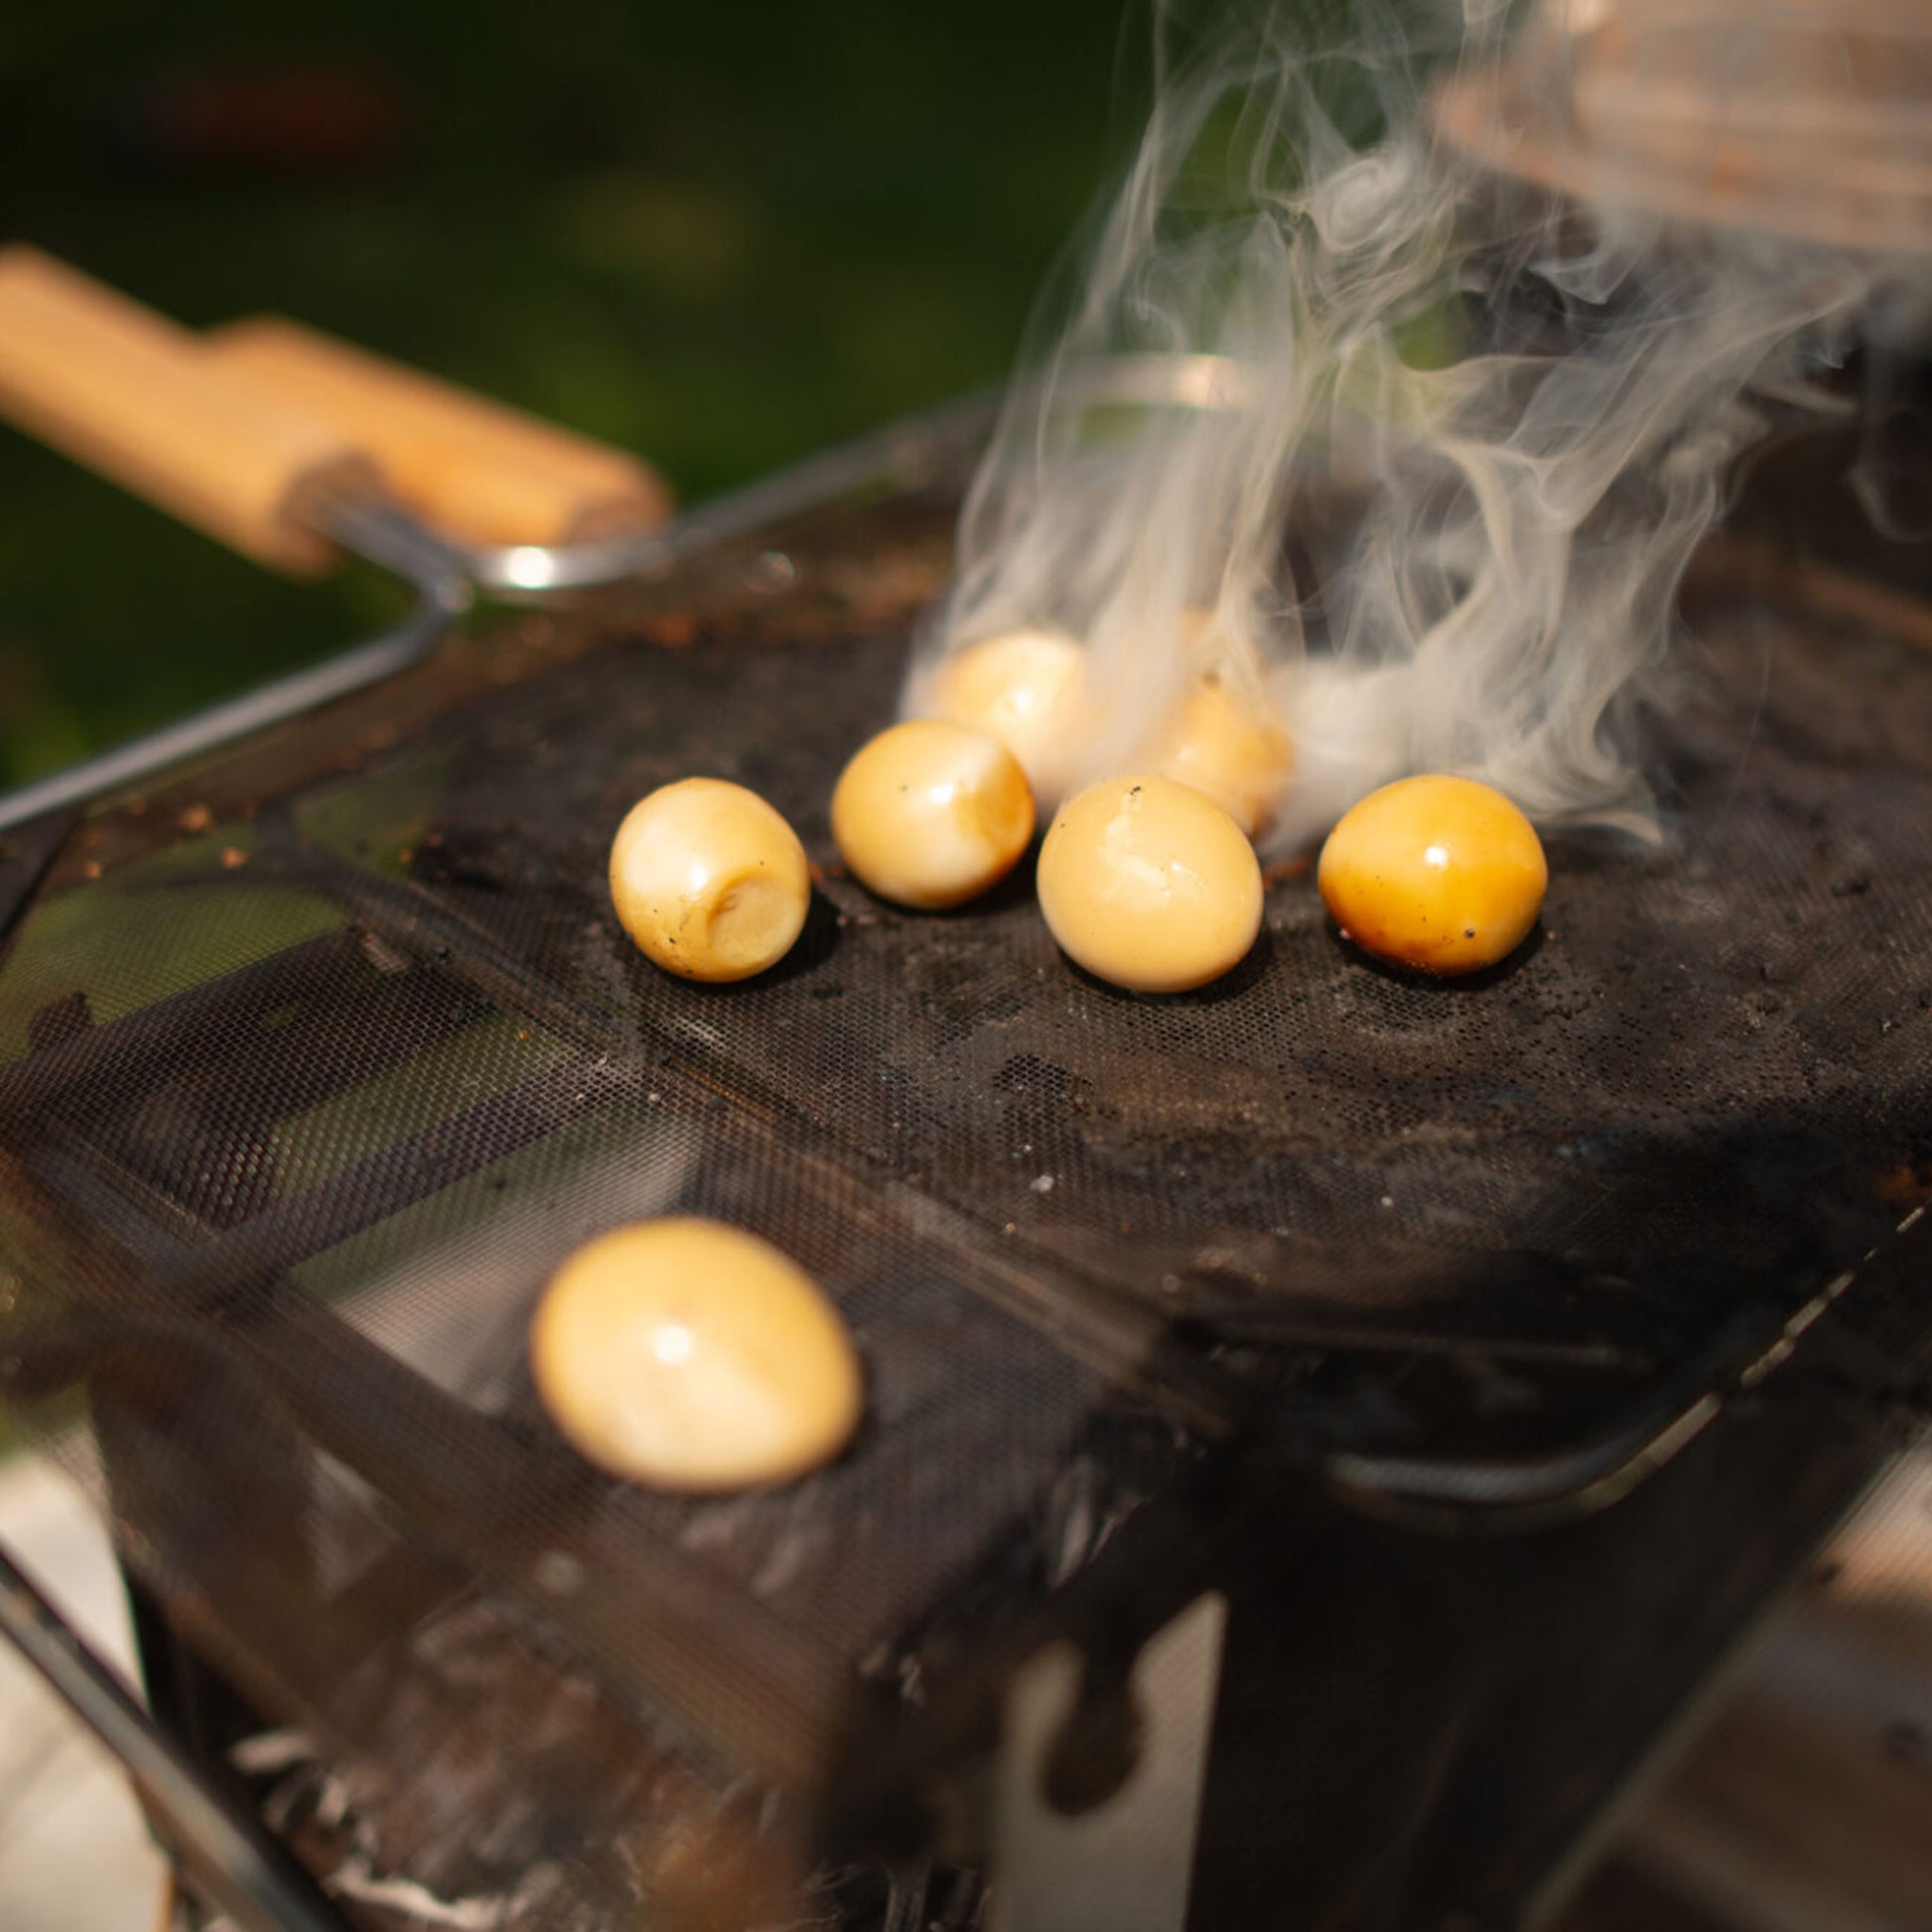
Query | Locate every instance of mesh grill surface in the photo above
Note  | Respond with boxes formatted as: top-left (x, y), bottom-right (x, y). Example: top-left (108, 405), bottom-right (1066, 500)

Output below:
top-left (1, 479), bottom-right (1930, 1920)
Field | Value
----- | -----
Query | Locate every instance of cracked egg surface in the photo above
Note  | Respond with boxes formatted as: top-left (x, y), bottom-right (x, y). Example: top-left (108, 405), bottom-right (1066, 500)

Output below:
top-left (610, 777), bottom-right (810, 982)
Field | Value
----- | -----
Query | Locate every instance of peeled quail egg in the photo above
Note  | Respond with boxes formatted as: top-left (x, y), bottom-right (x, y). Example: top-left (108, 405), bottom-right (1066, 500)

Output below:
top-left (1036, 773), bottom-right (1264, 993)
top-left (1153, 678), bottom-right (1294, 838)
top-left (610, 778), bottom-right (810, 982)
top-left (1317, 774), bottom-right (1547, 976)
top-left (933, 627), bottom-right (1088, 806)
top-left (831, 720), bottom-right (1035, 909)
top-left (530, 1218), bottom-right (863, 1492)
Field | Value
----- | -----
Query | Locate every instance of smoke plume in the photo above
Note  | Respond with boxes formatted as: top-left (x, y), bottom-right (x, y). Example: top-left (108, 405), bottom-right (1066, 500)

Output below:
top-left (908, 0), bottom-right (1920, 849)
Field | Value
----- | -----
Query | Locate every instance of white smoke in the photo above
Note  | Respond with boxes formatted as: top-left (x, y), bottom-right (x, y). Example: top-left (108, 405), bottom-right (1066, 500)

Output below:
top-left (907, 0), bottom-right (1921, 849)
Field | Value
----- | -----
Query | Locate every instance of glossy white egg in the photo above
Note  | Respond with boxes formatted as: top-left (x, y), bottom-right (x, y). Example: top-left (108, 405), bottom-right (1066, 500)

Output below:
top-left (1036, 773), bottom-right (1263, 993)
top-left (933, 627), bottom-right (1089, 807)
top-left (530, 1218), bottom-right (863, 1491)
top-left (610, 778), bottom-right (810, 982)
top-left (832, 720), bottom-right (1035, 909)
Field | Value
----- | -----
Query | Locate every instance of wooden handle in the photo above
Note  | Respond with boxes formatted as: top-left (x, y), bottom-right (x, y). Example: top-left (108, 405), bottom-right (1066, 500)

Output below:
top-left (0, 246), bottom-right (380, 575)
top-left (207, 314), bottom-right (674, 549)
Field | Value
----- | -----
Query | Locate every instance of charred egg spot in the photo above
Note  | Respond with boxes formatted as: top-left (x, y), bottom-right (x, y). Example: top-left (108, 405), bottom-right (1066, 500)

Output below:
top-left (1317, 774), bottom-right (1547, 977)
top-left (831, 720), bottom-right (1035, 910)
top-left (1036, 773), bottom-right (1262, 994)
top-left (530, 1219), bottom-right (863, 1492)
top-left (609, 778), bottom-right (810, 982)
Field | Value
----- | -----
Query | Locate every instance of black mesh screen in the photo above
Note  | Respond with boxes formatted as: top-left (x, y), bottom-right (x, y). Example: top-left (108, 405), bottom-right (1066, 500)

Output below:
top-left (1, 480), bottom-right (1930, 1925)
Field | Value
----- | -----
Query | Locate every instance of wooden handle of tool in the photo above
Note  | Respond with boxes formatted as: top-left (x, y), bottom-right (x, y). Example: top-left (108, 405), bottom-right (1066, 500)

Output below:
top-left (0, 246), bottom-right (380, 575)
top-left (207, 314), bottom-right (674, 549)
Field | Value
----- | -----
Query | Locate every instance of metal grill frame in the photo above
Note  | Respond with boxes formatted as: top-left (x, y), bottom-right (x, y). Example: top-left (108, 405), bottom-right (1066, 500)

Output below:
top-left (2, 397), bottom-right (1931, 1931)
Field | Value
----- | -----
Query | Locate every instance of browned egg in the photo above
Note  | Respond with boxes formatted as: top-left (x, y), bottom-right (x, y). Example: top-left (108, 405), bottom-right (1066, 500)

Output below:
top-left (933, 627), bottom-right (1089, 807)
top-left (1153, 678), bottom-right (1295, 837)
top-left (609, 777), bottom-right (810, 982)
top-left (831, 720), bottom-right (1035, 908)
top-left (530, 1218), bottom-right (863, 1492)
top-left (1317, 774), bottom-right (1548, 976)
top-left (1036, 773), bottom-right (1264, 993)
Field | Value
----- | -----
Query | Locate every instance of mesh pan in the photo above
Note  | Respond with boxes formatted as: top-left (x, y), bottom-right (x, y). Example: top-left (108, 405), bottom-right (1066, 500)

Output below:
top-left (2, 453), bottom-right (1931, 1923)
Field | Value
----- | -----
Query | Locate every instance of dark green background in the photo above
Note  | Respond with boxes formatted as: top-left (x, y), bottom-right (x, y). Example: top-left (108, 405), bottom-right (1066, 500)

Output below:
top-left (0, 1), bottom-right (1143, 787)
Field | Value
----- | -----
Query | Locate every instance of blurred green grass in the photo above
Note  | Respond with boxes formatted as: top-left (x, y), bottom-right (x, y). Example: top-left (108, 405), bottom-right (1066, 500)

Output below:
top-left (0, 0), bottom-right (1136, 787)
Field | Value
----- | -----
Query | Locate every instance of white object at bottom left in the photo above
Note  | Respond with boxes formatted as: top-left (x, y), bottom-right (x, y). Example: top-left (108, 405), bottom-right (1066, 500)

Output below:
top-left (0, 1452), bottom-right (170, 1932)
